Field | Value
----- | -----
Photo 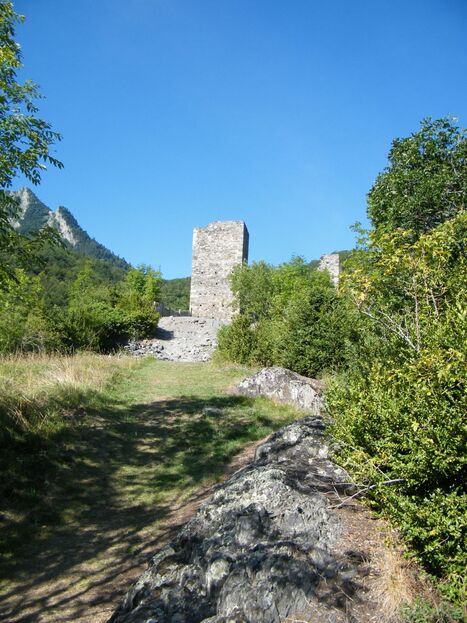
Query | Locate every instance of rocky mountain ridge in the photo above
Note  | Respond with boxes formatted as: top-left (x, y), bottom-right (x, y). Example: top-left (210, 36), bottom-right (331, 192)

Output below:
top-left (10, 187), bottom-right (129, 269)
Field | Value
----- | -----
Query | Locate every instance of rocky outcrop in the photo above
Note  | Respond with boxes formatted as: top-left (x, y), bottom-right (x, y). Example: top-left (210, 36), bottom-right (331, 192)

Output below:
top-left (235, 366), bottom-right (325, 414)
top-left (125, 316), bottom-right (225, 362)
top-left (108, 417), bottom-right (365, 623)
top-left (47, 207), bottom-right (78, 245)
top-left (8, 187), bottom-right (129, 269)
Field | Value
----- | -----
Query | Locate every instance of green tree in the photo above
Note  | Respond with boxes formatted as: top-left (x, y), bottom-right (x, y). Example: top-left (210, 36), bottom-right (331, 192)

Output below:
top-left (121, 265), bottom-right (161, 309)
top-left (328, 214), bottom-right (467, 598)
top-left (218, 257), bottom-right (355, 373)
top-left (230, 260), bottom-right (274, 319)
top-left (63, 264), bottom-right (160, 351)
top-left (281, 270), bottom-right (357, 377)
top-left (0, 1), bottom-right (62, 288)
top-left (367, 117), bottom-right (466, 237)
top-left (0, 268), bottom-right (62, 352)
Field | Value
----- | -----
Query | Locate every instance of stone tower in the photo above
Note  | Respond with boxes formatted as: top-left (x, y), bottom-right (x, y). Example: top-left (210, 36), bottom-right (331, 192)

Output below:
top-left (318, 253), bottom-right (340, 286)
top-left (190, 221), bottom-right (249, 321)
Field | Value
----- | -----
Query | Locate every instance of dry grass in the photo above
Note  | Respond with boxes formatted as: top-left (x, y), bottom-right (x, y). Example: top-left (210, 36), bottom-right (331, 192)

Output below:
top-left (0, 356), bottom-right (302, 623)
top-left (0, 352), bottom-right (140, 436)
top-left (368, 540), bottom-right (419, 622)
top-left (0, 351), bottom-right (138, 395)
top-left (282, 525), bottom-right (456, 623)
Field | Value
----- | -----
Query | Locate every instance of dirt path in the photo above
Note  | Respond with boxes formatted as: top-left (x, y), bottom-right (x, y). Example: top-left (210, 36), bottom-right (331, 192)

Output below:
top-left (1, 360), bottom-right (296, 623)
top-left (0, 431), bottom-right (265, 623)
top-left (0, 361), bottom-right (418, 623)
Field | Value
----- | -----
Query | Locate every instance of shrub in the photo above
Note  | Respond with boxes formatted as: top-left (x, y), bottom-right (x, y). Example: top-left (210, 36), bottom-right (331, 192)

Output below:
top-left (61, 263), bottom-right (160, 352)
top-left (217, 315), bottom-right (257, 365)
top-left (0, 270), bottom-right (61, 353)
top-left (401, 597), bottom-right (465, 623)
top-left (218, 259), bottom-right (356, 377)
top-left (280, 272), bottom-right (357, 377)
top-left (327, 213), bottom-right (467, 603)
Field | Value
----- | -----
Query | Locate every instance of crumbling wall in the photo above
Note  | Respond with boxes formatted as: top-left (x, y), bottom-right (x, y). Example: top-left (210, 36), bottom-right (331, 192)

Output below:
top-left (190, 221), bottom-right (249, 321)
top-left (318, 253), bottom-right (340, 286)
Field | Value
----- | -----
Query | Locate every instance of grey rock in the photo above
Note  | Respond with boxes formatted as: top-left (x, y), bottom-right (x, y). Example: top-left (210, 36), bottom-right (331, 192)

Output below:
top-left (107, 417), bottom-right (360, 623)
top-left (125, 316), bottom-right (225, 363)
top-left (236, 367), bottom-right (324, 414)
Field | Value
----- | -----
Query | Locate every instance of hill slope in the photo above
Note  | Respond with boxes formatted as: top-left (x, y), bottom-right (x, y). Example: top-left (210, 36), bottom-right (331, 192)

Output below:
top-left (10, 187), bottom-right (129, 270)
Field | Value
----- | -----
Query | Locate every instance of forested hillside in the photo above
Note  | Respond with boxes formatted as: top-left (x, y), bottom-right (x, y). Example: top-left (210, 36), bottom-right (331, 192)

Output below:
top-left (29, 242), bottom-right (128, 309)
top-left (10, 187), bottom-right (129, 269)
top-left (4, 187), bottom-right (193, 338)
top-left (160, 276), bottom-right (191, 310)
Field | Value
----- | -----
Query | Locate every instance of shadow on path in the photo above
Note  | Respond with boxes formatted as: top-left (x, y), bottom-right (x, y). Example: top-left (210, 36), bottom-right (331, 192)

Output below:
top-left (0, 393), bottom-right (271, 623)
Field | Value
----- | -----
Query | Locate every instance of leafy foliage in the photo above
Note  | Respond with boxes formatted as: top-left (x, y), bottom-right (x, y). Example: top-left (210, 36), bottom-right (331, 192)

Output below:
top-left (0, 269), bottom-right (59, 352)
top-left (367, 117), bottom-right (466, 237)
top-left (328, 215), bottom-right (467, 598)
top-left (217, 257), bottom-right (356, 375)
top-left (327, 120), bottom-right (467, 605)
top-left (31, 241), bottom-right (128, 309)
top-left (217, 315), bottom-right (259, 365)
top-left (62, 264), bottom-right (160, 351)
top-left (401, 597), bottom-right (465, 623)
top-left (160, 276), bottom-right (191, 311)
top-left (0, 2), bottom-right (62, 288)
top-left (280, 272), bottom-right (359, 377)
top-left (0, 261), bottom-right (161, 354)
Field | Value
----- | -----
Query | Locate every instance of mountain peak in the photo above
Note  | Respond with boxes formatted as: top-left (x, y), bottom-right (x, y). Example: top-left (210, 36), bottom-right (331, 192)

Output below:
top-left (10, 188), bottom-right (129, 270)
top-left (47, 207), bottom-right (78, 245)
top-left (9, 187), bottom-right (51, 234)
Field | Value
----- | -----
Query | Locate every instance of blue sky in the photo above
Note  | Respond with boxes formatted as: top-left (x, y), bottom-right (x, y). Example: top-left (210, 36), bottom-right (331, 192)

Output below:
top-left (14, 0), bottom-right (467, 278)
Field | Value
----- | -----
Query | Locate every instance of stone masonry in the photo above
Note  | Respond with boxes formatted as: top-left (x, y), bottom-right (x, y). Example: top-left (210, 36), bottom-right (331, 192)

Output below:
top-left (318, 253), bottom-right (340, 286)
top-left (190, 220), bottom-right (249, 321)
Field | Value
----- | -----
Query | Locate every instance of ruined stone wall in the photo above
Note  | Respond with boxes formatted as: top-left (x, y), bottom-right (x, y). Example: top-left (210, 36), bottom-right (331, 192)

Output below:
top-left (190, 221), bottom-right (249, 321)
top-left (318, 253), bottom-right (340, 286)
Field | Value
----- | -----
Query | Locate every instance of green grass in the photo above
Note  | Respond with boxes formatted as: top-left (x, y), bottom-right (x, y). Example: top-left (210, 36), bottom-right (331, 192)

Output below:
top-left (0, 353), bottom-right (300, 618)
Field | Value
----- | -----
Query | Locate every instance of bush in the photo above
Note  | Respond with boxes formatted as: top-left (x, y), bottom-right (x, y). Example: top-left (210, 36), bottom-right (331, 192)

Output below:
top-left (0, 270), bottom-right (61, 353)
top-left (217, 316), bottom-right (257, 365)
top-left (367, 117), bottom-right (466, 237)
top-left (280, 272), bottom-right (357, 377)
top-left (401, 597), bottom-right (465, 623)
top-left (327, 214), bottom-right (467, 603)
top-left (217, 259), bottom-right (356, 377)
top-left (61, 263), bottom-right (160, 352)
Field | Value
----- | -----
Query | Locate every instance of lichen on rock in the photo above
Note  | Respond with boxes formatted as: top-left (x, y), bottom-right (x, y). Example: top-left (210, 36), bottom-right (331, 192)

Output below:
top-left (107, 416), bottom-right (364, 623)
top-left (235, 366), bottom-right (325, 414)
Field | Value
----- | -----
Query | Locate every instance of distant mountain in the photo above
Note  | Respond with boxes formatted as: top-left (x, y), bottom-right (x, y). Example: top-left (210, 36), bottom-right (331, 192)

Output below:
top-left (10, 187), bottom-right (129, 270)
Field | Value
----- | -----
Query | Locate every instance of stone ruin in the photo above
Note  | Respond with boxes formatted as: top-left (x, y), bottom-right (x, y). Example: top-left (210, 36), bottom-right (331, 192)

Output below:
top-left (125, 224), bottom-right (340, 363)
top-left (189, 223), bottom-right (338, 325)
top-left (190, 220), bottom-right (249, 321)
top-left (318, 252), bottom-right (340, 286)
